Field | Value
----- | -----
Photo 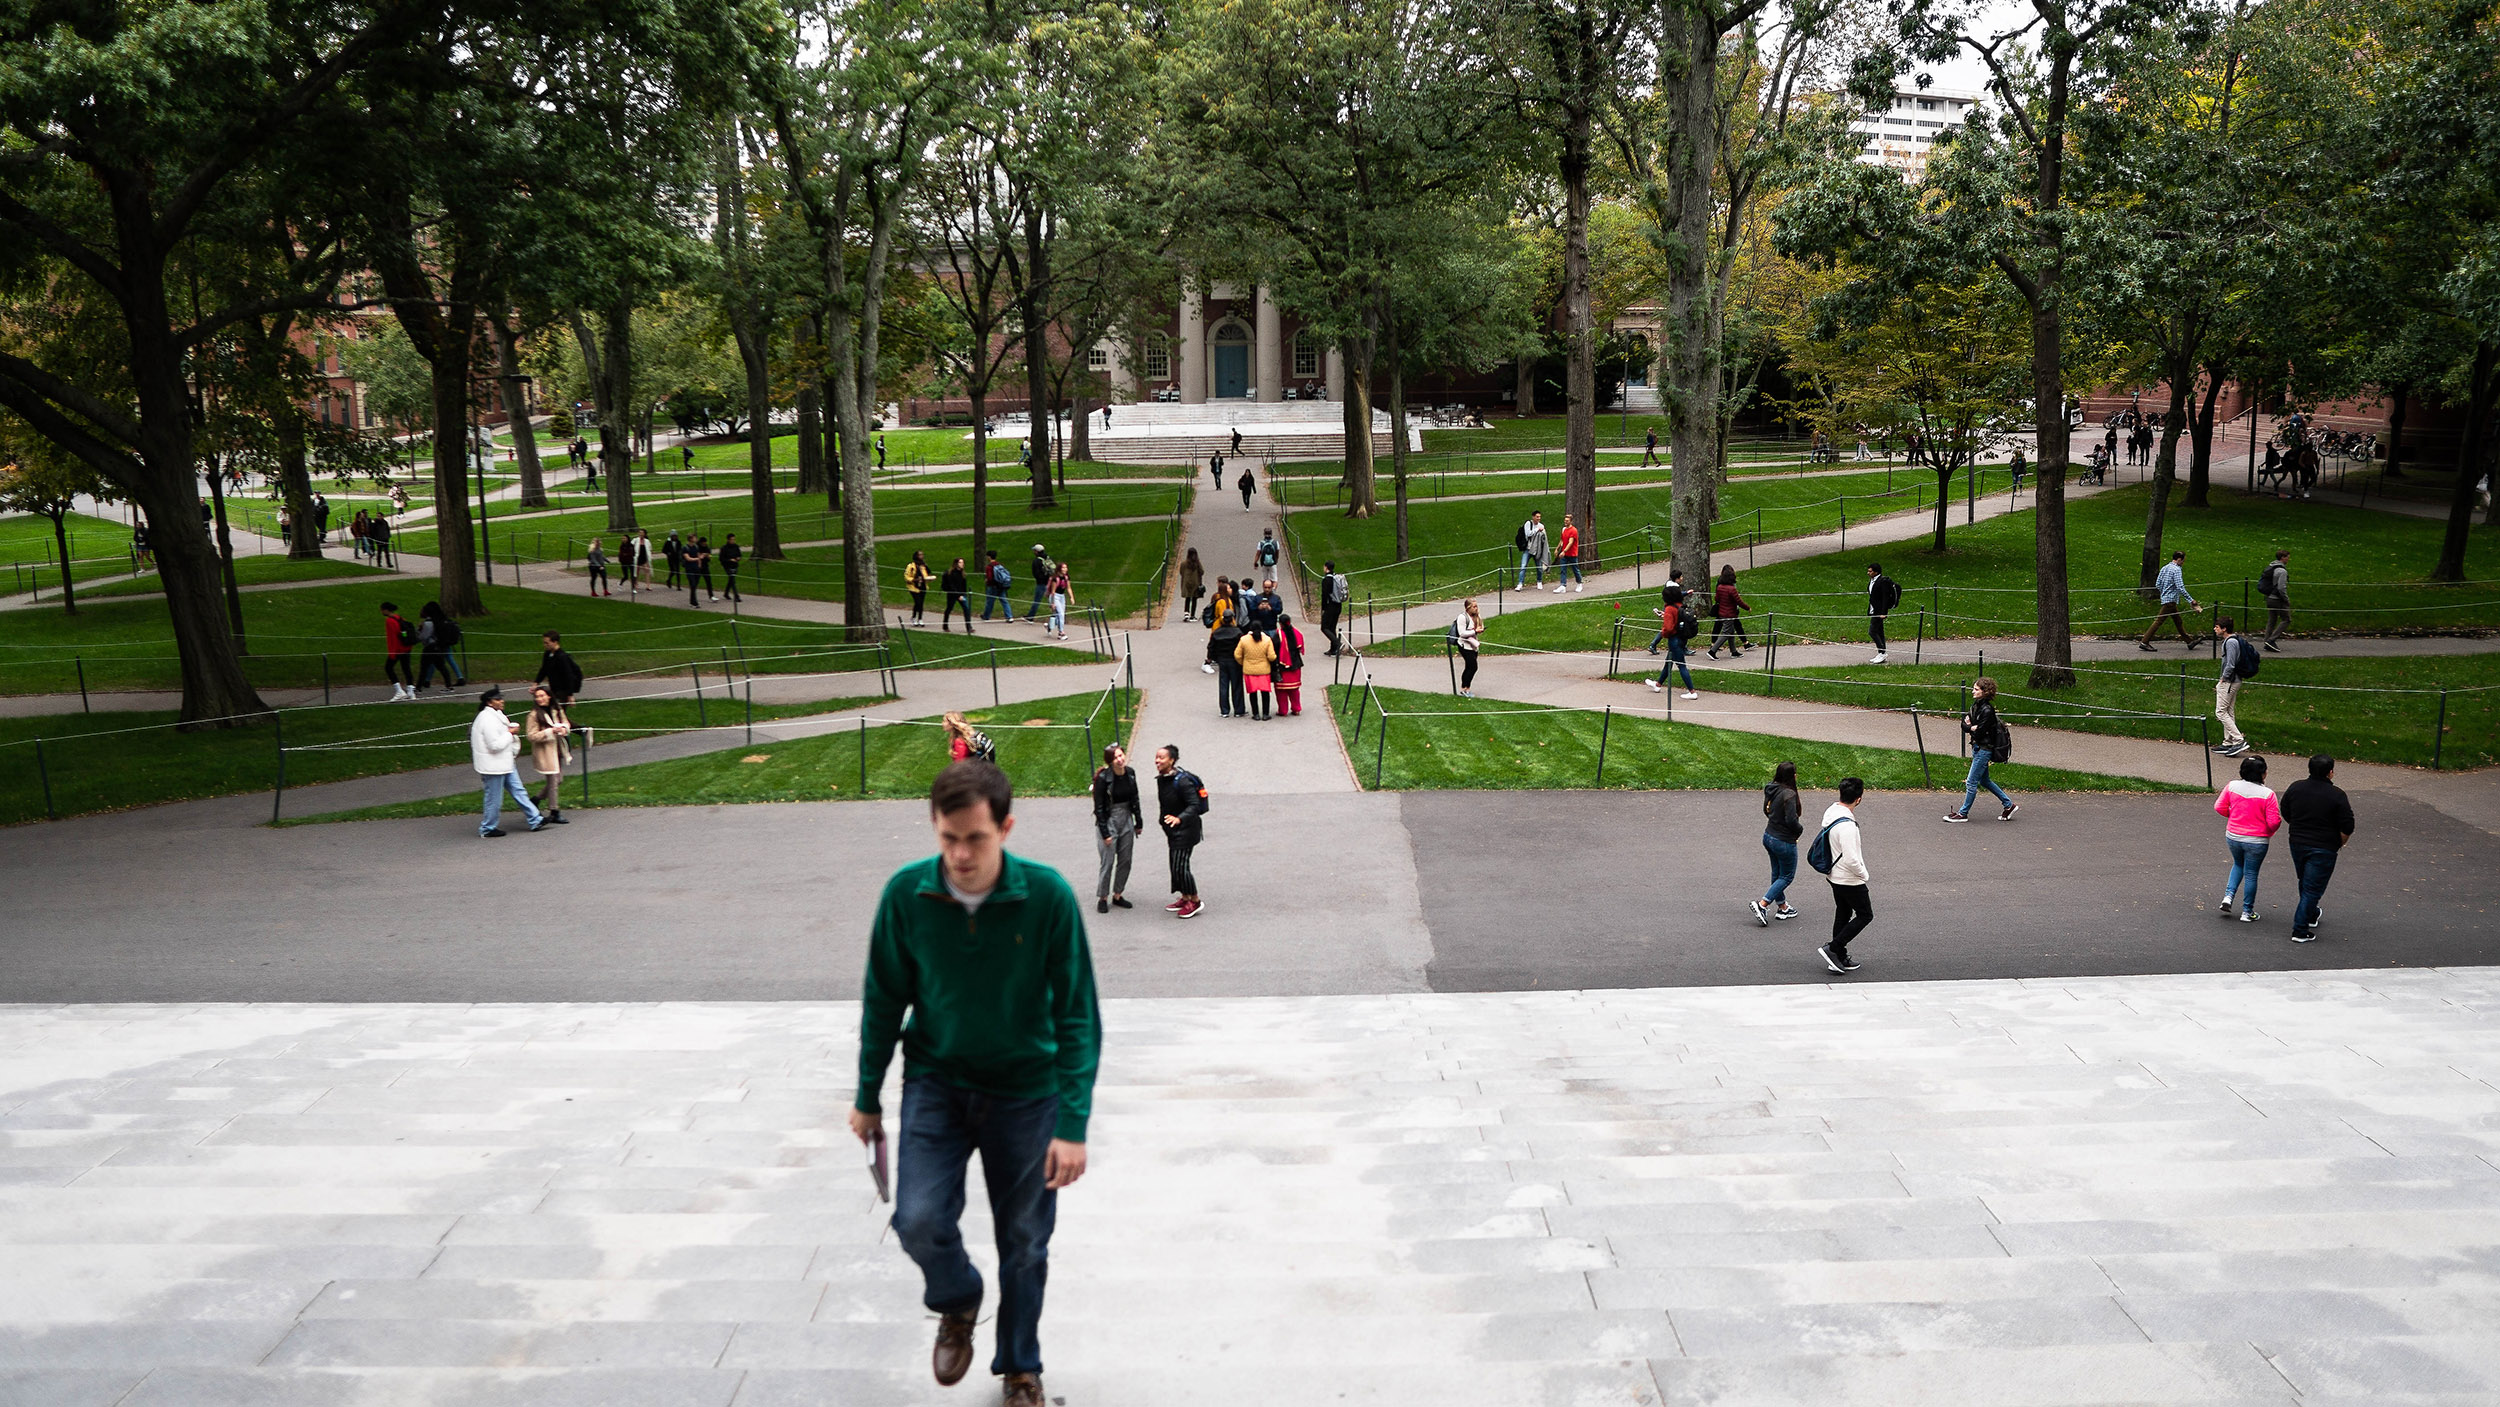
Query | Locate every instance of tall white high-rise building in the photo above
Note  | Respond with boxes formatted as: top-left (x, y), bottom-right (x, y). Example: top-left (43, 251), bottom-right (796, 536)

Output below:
top-left (1850, 87), bottom-right (1980, 177)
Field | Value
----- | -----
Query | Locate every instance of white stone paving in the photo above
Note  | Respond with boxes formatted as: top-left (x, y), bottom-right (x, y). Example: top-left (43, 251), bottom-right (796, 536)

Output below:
top-left (3, 969), bottom-right (2499, 1404)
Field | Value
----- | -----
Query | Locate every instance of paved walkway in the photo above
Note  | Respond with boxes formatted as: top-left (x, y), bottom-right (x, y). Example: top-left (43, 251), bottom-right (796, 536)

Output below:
top-left (2, 970), bottom-right (2498, 1404)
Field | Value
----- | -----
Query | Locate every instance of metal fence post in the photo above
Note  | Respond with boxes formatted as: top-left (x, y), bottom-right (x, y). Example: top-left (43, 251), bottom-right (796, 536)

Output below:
top-left (859, 715), bottom-right (869, 794)
top-left (1911, 710), bottom-right (1932, 788)
top-left (2433, 687), bottom-right (2448, 770)
top-left (581, 727), bottom-right (592, 803)
top-left (1374, 709), bottom-right (1388, 787)
top-left (35, 737), bottom-right (55, 820)
top-left (1766, 617), bottom-right (1777, 698)
top-left (2202, 716), bottom-right (2213, 789)
top-left (691, 664), bottom-right (706, 726)
top-left (990, 647), bottom-right (1000, 706)
top-left (745, 679), bottom-right (753, 746)
top-left (270, 712), bottom-right (286, 824)
top-left (1594, 706), bottom-right (1612, 787)
top-left (322, 653), bottom-right (331, 707)
top-left (76, 657), bottom-right (89, 714)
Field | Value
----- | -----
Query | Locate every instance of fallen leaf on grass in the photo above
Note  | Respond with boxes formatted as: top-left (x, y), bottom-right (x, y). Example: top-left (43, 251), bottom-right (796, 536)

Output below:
top-left (742, 754), bottom-right (772, 763)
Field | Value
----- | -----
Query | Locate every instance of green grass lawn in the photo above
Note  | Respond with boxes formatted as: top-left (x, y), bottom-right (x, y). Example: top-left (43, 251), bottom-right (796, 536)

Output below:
top-left (678, 426), bottom-right (1103, 471)
top-left (290, 688), bottom-right (1132, 824)
top-left (1, 512), bottom-right (140, 594)
top-left (1, 691), bottom-right (886, 827)
top-left (78, 554), bottom-right (392, 600)
top-left (396, 482), bottom-right (1189, 563)
top-left (1435, 482), bottom-right (2500, 659)
top-left (0, 579), bottom-right (1096, 696)
top-left (1284, 467), bottom-right (2014, 603)
top-left (770, 518), bottom-right (1178, 619)
top-left (1330, 684), bottom-right (2199, 794)
top-left (1667, 653), bottom-right (2499, 771)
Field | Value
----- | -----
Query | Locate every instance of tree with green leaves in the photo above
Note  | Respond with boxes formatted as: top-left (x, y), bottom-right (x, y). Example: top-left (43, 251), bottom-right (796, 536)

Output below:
top-left (0, 431), bottom-right (119, 615)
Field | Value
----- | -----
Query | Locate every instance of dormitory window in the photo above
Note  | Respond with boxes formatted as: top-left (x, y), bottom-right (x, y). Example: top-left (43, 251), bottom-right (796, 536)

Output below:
top-left (1087, 344), bottom-right (1110, 371)
top-left (1141, 333), bottom-right (1171, 381)
top-left (1292, 330), bottom-right (1319, 378)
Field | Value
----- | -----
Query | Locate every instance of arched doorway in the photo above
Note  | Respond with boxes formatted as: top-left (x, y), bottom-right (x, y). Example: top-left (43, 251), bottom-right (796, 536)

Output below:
top-left (1211, 320), bottom-right (1252, 399)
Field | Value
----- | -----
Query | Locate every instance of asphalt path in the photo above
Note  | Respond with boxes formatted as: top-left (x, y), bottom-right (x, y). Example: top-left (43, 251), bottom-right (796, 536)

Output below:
top-left (7, 783), bottom-right (2492, 1002)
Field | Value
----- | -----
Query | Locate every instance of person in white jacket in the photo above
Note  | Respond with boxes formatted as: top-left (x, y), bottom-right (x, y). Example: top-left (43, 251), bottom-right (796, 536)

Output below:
top-left (1817, 777), bottom-right (1870, 973)
top-left (470, 688), bottom-right (544, 838)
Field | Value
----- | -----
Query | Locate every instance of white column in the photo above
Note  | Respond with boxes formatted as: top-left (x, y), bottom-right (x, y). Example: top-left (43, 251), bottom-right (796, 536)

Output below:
top-left (1255, 285), bottom-right (1282, 403)
top-left (1178, 284), bottom-right (1207, 405)
top-left (1110, 341), bottom-right (1138, 398)
top-left (1324, 345), bottom-right (1344, 404)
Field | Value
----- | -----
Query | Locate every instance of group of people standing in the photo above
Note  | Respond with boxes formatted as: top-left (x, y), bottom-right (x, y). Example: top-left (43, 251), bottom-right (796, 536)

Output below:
top-left (1200, 571), bottom-right (1307, 719)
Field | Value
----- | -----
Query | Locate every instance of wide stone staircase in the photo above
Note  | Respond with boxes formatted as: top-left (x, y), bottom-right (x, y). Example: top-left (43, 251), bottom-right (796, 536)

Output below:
top-left (6, 969), bottom-right (2496, 1404)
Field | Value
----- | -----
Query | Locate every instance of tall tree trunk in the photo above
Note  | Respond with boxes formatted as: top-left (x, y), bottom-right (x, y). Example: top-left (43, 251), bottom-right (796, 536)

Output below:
top-left (139, 463), bottom-right (266, 723)
top-left (1931, 461), bottom-right (1954, 552)
top-left (2434, 341), bottom-right (2497, 579)
top-left (1657, 3), bottom-right (1725, 586)
top-left (2027, 302), bottom-right (2073, 686)
top-left (1560, 106), bottom-right (1597, 560)
top-left (2138, 366), bottom-right (2195, 588)
top-left (794, 319), bottom-right (828, 497)
top-left (2384, 382), bottom-right (2409, 479)
top-left (1339, 332), bottom-right (1377, 517)
top-left (1385, 301), bottom-right (1411, 560)
top-left (821, 373), bottom-right (843, 512)
top-left (1071, 388), bottom-right (1091, 462)
top-left (970, 384), bottom-right (992, 568)
top-left (2184, 369), bottom-right (2222, 507)
top-left (1018, 207), bottom-right (1057, 511)
top-left (487, 317), bottom-right (547, 509)
top-left (733, 322), bottom-right (779, 558)
top-left (1515, 350), bottom-right (1537, 416)
top-left (47, 509), bottom-right (77, 614)
top-left (425, 303), bottom-right (484, 617)
top-left (276, 415), bottom-right (321, 561)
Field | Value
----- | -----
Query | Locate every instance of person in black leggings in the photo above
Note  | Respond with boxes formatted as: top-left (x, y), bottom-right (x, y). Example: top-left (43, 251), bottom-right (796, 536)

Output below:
top-left (940, 557), bottom-right (973, 632)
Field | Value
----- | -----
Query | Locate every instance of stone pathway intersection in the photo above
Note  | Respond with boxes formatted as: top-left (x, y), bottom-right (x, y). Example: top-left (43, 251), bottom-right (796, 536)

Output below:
top-left (4, 969), bottom-right (2498, 1404)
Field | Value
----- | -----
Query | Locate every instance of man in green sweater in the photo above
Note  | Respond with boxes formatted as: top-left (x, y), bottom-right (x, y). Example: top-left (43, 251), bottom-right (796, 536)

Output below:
top-left (851, 761), bottom-right (1102, 1407)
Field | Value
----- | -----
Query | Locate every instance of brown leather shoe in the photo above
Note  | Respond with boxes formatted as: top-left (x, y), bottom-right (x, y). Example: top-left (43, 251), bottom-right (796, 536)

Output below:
top-left (933, 1311), bottom-right (976, 1386)
top-left (1001, 1373), bottom-right (1045, 1405)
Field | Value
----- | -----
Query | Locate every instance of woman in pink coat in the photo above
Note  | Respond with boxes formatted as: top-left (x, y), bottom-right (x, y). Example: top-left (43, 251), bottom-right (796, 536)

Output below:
top-left (1272, 614), bottom-right (1307, 716)
top-left (2214, 753), bottom-right (2282, 922)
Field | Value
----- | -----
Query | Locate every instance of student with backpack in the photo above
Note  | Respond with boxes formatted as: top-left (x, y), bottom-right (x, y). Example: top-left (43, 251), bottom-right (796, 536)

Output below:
top-left (1253, 529), bottom-right (1280, 579)
top-left (1866, 562), bottom-right (1902, 663)
top-left (1178, 548), bottom-right (1205, 625)
top-left (904, 551), bottom-right (933, 624)
top-left (1028, 545), bottom-right (1053, 619)
top-left (1751, 760), bottom-right (1804, 926)
top-left (382, 601), bottom-right (416, 700)
top-left (982, 551), bottom-right (1017, 621)
top-left (1944, 676), bottom-right (2019, 823)
top-left (2258, 549), bottom-right (2292, 650)
top-left (2211, 615), bottom-right (2258, 757)
top-left (1514, 512), bottom-right (1548, 590)
top-left (1319, 561), bottom-right (1350, 654)
top-left (1236, 465), bottom-right (1256, 510)
top-left (1154, 744), bottom-right (1208, 919)
top-left (942, 713), bottom-right (996, 765)
top-left (1451, 599), bottom-right (1483, 698)
top-left (414, 601), bottom-right (463, 694)
top-left (1807, 777), bottom-right (1871, 974)
top-left (1646, 572), bottom-right (1698, 699)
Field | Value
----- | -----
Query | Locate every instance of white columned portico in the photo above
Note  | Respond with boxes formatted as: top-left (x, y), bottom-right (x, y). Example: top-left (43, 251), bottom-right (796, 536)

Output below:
top-left (1254, 285), bottom-right (1282, 403)
top-left (1110, 341), bottom-right (1138, 399)
top-left (1324, 345), bottom-right (1345, 404)
top-left (1178, 284), bottom-right (1207, 405)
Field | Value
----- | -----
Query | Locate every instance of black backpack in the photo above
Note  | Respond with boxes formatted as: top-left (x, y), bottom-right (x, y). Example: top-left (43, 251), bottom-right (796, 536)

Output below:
top-left (1806, 815), bottom-right (1855, 875)
top-left (1992, 718), bottom-right (2014, 760)
top-left (2230, 635), bottom-right (2260, 679)
top-left (967, 730), bottom-right (997, 764)
top-left (437, 617), bottom-right (462, 647)
top-left (1514, 524), bottom-right (1530, 550)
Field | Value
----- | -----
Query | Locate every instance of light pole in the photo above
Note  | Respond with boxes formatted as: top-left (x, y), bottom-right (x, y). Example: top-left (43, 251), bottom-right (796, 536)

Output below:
top-left (472, 412), bottom-right (493, 586)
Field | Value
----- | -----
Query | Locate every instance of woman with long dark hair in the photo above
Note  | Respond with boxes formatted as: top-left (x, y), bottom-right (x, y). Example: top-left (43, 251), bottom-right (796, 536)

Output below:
top-left (1753, 761), bottom-right (1804, 926)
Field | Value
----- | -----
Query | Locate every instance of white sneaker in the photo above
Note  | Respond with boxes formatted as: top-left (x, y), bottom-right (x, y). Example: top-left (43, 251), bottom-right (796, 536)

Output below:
top-left (1553, 585), bottom-right (1566, 593)
top-left (1870, 653), bottom-right (1887, 664)
top-left (1645, 680), bottom-right (1660, 692)
top-left (1574, 584), bottom-right (1584, 592)
top-left (1201, 663), bottom-right (1215, 674)
top-left (1681, 691), bottom-right (1699, 700)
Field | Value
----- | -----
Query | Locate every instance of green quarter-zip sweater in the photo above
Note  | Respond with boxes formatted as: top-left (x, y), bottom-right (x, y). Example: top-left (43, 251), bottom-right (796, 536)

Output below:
top-left (855, 853), bottom-right (1102, 1142)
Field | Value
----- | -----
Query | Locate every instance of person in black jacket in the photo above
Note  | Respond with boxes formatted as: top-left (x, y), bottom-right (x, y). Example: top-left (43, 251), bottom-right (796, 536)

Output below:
top-left (1945, 676), bottom-right (2018, 823)
top-left (663, 532), bottom-right (684, 589)
top-left (2279, 754), bottom-right (2355, 943)
top-left (533, 632), bottom-right (584, 703)
top-left (1209, 619), bottom-right (1246, 717)
top-left (939, 557), bottom-right (972, 631)
top-left (1867, 562), bottom-right (1902, 663)
top-left (1153, 745), bottom-right (1207, 919)
top-left (719, 534), bottom-right (743, 603)
top-left (1752, 760), bottom-right (1804, 926)
top-left (1090, 743), bottom-right (1141, 913)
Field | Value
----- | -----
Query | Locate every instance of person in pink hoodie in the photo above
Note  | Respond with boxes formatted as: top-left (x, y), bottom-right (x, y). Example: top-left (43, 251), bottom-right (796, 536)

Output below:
top-left (2214, 753), bottom-right (2282, 922)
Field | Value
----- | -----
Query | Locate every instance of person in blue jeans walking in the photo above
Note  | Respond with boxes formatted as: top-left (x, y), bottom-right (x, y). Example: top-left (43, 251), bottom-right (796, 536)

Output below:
top-left (1943, 676), bottom-right (2020, 822)
top-left (1026, 545), bottom-right (1053, 620)
top-left (2277, 753), bottom-right (2354, 943)
top-left (467, 688), bottom-right (544, 838)
top-left (1645, 574), bottom-right (1697, 699)
top-left (1752, 761), bottom-right (1804, 925)
top-left (981, 552), bottom-right (1017, 620)
top-left (850, 762), bottom-right (1101, 1407)
top-left (2213, 753), bottom-right (2282, 922)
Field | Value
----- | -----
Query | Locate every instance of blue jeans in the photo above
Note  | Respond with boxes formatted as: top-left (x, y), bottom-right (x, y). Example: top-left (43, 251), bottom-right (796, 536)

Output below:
top-left (2223, 836), bottom-right (2269, 914)
top-left (982, 586), bottom-right (1014, 620)
top-left (479, 771), bottom-right (540, 835)
top-left (1655, 636), bottom-right (1691, 691)
top-left (891, 1077), bottom-right (1060, 1377)
top-left (1762, 833), bottom-right (1797, 906)
top-left (2290, 844), bottom-right (2338, 934)
top-left (1961, 749), bottom-right (2013, 813)
top-left (1050, 592), bottom-right (1066, 636)
top-left (1028, 582), bottom-right (1049, 617)
top-left (1555, 555), bottom-right (1582, 586)
top-left (1516, 550), bottom-right (1546, 588)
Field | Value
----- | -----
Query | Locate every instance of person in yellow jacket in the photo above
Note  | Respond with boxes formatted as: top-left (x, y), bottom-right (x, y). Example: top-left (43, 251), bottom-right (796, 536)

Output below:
top-left (903, 551), bottom-right (933, 624)
top-left (1234, 626), bottom-right (1279, 721)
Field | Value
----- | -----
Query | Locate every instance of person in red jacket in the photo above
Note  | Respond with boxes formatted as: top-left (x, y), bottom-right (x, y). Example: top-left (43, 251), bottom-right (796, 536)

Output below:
top-left (381, 601), bottom-right (415, 701)
top-left (1551, 515), bottom-right (1583, 592)
top-left (1708, 564), bottom-right (1750, 659)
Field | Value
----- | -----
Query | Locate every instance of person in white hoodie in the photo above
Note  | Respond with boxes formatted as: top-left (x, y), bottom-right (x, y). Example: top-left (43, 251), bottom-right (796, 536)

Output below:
top-left (1814, 777), bottom-right (1871, 973)
top-left (470, 687), bottom-right (544, 838)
